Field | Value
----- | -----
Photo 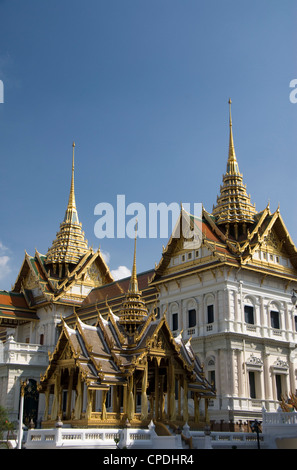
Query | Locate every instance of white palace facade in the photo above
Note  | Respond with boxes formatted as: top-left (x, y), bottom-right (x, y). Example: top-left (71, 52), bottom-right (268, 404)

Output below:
top-left (0, 102), bottom-right (297, 430)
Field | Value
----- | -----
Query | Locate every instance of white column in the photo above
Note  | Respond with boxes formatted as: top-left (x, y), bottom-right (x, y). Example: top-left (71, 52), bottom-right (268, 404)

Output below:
top-left (263, 351), bottom-right (272, 401)
top-left (197, 294), bottom-right (203, 336)
top-left (289, 354), bottom-right (296, 394)
top-left (236, 349), bottom-right (244, 397)
top-left (284, 302), bottom-right (289, 335)
top-left (17, 380), bottom-right (27, 449)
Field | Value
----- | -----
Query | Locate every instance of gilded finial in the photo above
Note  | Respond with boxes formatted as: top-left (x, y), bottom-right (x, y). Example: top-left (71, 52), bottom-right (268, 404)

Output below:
top-left (63, 141), bottom-right (79, 224)
top-left (212, 100), bottom-right (257, 226)
top-left (227, 98), bottom-right (239, 173)
top-left (69, 141), bottom-right (76, 209)
top-left (129, 220), bottom-right (139, 294)
top-left (45, 141), bottom-right (89, 267)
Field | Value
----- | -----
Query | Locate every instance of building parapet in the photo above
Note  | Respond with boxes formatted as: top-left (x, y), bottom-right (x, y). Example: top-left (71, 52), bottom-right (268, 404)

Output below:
top-left (0, 337), bottom-right (49, 367)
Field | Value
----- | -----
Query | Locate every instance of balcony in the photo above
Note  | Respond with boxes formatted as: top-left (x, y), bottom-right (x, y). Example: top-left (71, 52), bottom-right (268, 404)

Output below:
top-left (0, 337), bottom-right (49, 367)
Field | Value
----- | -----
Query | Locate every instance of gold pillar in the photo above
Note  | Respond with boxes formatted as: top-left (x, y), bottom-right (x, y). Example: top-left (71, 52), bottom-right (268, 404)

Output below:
top-left (169, 359), bottom-right (176, 421)
top-left (183, 377), bottom-right (188, 423)
top-left (101, 390), bottom-right (107, 420)
top-left (58, 370), bottom-right (63, 418)
top-left (44, 386), bottom-right (50, 420)
top-left (51, 371), bottom-right (60, 420)
top-left (194, 394), bottom-right (200, 423)
top-left (87, 389), bottom-right (93, 419)
top-left (113, 386), bottom-right (120, 416)
top-left (166, 362), bottom-right (170, 417)
top-left (178, 375), bottom-right (181, 417)
top-left (154, 360), bottom-right (159, 419)
top-left (127, 376), bottom-right (135, 420)
top-left (141, 363), bottom-right (148, 420)
top-left (66, 370), bottom-right (74, 420)
top-left (160, 376), bottom-right (165, 419)
top-left (123, 384), bottom-right (127, 414)
top-left (74, 372), bottom-right (83, 420)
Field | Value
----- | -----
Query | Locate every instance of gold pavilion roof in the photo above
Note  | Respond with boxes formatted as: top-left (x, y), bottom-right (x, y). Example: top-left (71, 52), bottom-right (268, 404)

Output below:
top-left (40, 299), bottom-right (216, 399)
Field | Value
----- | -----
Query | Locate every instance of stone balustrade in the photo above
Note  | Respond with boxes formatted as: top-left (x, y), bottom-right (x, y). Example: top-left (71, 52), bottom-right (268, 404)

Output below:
top-left (0, 337), bottom-right (49, 366)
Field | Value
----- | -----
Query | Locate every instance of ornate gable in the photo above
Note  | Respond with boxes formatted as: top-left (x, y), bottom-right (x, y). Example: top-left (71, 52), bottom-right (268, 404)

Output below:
top-left (151, 207), bottom-right (236, 283)
top-left (240, 208), bottom-right (297, 274)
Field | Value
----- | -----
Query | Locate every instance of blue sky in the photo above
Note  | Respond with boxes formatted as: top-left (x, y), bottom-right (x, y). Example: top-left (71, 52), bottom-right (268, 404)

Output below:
top-left (0, 0), bottom-right (296, 290)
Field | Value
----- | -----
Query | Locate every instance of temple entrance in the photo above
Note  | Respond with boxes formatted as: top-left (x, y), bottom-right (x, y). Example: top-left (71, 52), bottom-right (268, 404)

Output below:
top-left (22, 379), bottom-right (39, 427)
top-left (147, 363), bottom-right (168, 420)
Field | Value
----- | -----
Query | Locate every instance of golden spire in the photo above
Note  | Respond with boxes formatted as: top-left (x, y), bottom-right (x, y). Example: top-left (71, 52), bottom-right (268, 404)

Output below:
top-left (227, 99), bottom-right (239, 174)
top-left (67, 142), bottom-right (76, 210)
top-left (45, 142), bottom-right (89, 269)
top-left (119, 221), bottom-right (148, 334)
top-left (212, 100), bottom-right (257, 230)
top-left (64, 142), bottom-right (79, 224)
top-left (129, 221), bottom-right (139, 294)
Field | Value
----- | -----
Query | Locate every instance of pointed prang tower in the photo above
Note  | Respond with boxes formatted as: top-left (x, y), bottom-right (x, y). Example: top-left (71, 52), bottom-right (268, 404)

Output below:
top-left (45, 142), bottom-right (89, 278)
top-left (212, 99), bottom-right (257, 240)
top-left (119, 224), bottom-right (148, 335)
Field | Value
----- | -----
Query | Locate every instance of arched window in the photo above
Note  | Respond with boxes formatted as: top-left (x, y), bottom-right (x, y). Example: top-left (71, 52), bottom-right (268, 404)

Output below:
top-left (244, 297), bottom-right (255, 325)
top-left (270, 302), bottom-right (281, 330)
top-left (188, 309), bottom-right (196, 328)
top-left (170, 302), bottom-right (179, 332)
top-left (270, 310), bottom-right (280, 329)
top-left (172, 313), bottom-right (178, 331)
top-left (205, 294), bottom-right (215, 324)
top-left (186, 299), bottom-right (197, 329)
top-left (207, 357), bottom-right (216, 389)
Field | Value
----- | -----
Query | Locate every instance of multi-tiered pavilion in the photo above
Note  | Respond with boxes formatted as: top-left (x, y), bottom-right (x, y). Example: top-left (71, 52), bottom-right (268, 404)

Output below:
top-left (38, 233), bottom-right (215, 429)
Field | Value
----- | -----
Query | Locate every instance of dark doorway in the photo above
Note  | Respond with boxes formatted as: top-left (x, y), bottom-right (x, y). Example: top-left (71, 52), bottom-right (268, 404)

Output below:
top-left (21, 379), bottom-right (39, 427)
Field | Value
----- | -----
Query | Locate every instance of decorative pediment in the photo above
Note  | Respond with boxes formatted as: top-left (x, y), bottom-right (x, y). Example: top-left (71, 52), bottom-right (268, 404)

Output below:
top-left (60, 342), bottom-right (73, 361)
top-left (239, 208), bottom-right (297, 271)
top-left (85, 263), bottom-right (102, 286)
top-left (246, 354), bottom-right (263, 368)
top-left (261, 229), bottom-right (287, 255)
top-left (146, 329), bottom-right (168, 355)
top-left (273, 357), bottom-right (289, 370)
top-left (151, 207), bottom-right (236, 283)
top-left (23, 270), bottom-right (39, 290)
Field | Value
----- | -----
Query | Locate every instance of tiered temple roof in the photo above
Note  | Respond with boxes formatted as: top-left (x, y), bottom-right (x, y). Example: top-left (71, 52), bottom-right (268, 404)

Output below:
top-left (10, 143), bottom-right (113, 309)
top-left (45, 143), bottom-right (89, 267)
top-left (212, 100), bottom-right (257, 236)
top-left (151, 101), bottom-right (297, 285)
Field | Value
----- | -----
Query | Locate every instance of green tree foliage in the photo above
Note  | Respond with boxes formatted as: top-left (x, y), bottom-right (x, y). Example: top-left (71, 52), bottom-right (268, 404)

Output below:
top-left (0, 406), bottom-right (14, 441)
